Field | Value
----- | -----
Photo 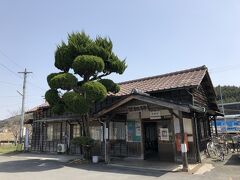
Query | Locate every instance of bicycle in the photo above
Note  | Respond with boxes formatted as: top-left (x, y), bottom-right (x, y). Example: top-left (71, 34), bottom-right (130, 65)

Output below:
top-left (206, 138), bottom-right (225, 161)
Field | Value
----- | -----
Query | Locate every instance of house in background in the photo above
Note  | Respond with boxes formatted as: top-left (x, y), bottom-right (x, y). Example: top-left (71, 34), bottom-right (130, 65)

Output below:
top-left (26, 65), bottom-right (221, 163)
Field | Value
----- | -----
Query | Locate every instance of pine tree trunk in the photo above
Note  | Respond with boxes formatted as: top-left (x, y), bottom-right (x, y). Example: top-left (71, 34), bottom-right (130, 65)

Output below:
top-left (82, 114), bottom-right (90, 137)
top-left (81, 113), bottom-right (91, 160)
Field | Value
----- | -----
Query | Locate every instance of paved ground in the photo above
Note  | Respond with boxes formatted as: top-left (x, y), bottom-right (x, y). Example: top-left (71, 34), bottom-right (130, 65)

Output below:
top-left (0, 152), bottom-right (239, 180)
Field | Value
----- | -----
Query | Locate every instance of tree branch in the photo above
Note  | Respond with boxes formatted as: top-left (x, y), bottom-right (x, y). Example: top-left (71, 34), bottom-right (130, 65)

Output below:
top-left (90, 72), bottom-right (111, 81)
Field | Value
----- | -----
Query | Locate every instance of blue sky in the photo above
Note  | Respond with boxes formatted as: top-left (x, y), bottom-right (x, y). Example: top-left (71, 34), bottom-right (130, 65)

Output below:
top-left (0, 0), bottom-right (240, 119)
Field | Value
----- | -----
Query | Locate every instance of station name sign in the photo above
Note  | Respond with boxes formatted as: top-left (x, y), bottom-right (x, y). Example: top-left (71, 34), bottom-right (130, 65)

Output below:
top-left (149, 110), bottom-right (161, 119)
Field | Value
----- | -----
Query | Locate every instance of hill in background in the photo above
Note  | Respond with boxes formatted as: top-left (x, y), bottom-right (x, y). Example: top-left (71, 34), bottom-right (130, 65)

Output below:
top-left (215, 85), bottom-right (240, 104)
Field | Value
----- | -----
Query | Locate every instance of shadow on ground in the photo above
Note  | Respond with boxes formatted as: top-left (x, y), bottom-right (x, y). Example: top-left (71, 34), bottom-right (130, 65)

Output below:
top-left (65, 163), bottom-right (173, 177)
top-left (0, 159), bottom-right (64, 173)
top-left (0, 151), bottom-right (22, 156)
top-left (224, 153), bottom-right (240, 166)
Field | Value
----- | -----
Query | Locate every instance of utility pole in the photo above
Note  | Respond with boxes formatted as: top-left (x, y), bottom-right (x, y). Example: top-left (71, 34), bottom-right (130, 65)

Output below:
top-left (18, 68), bottom-right (32, 144)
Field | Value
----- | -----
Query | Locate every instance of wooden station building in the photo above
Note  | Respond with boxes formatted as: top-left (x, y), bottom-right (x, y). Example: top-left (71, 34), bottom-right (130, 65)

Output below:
top-left (26, 66), bottom-right (221, 163)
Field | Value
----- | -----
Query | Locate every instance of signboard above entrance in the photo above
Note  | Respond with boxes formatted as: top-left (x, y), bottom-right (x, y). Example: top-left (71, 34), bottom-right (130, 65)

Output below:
top-left (128, 104), bottom-right (148, 112)
top-left (150, 110), bottom-right (171, 119)
top-left (150, 111), bottom-right (161, 119)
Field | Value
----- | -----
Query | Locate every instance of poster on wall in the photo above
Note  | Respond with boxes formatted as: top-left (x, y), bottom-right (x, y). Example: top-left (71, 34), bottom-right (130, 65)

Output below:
top-left (159, 128), bottom-right (169, 141)
top-left (127, 121), bottom-right (141, 142)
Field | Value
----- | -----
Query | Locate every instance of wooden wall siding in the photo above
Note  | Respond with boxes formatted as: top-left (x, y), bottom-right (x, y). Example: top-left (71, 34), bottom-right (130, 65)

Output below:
top-left (127, 142), bottom-right (142, 157)
top-left (93, 96), bottom-right (123, 114)
top-left (31, 121), bottom-right (103, 155)
top-left (192, 85), bottom-right (209, 108)
top-left (175, 142), bottom-right (196, 163)
top-left (110, 99), bottom-right (171, 115)
top-left (158, 142), bottom-right (174, 161)
top-left (33, 108), bottom-right (81, 121)
top-left (150, 89), bottom-right (193, 105)
top-left (69, 144), bottom-right (82, 154)
top-left (157, 119), bottom-right (175, 161)
top-left (195, 113), bottom-right (211, 152)
top-left (109, 140), bottom-right (141, 157)
top-left (109, 140), bottom-right (127, 157)
top-left (31, 122), bottom-right (41, 151)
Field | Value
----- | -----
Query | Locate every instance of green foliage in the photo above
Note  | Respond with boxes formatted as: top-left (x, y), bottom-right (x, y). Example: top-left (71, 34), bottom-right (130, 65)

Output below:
top-left (45, 89), bottom-right (60, 106)
top-left (95, 36), bottom-right (113, 53)
top-left (62, 92), bottom-right (89, 114)
top-left (0, 144), bottom-right (16, 154)
top-left (55, 42), bottom-right (75, 72)
top-left (72, 55), bottom-right (104, 78)
top-left (68, 31), bottom-right (93, 55)
top-left (46, 31), bottom-right (127, 116)
top-left (82, 81), bottom-right (107, 103)
top-left (215, 85), bottom-right (240, 103)
top-left (48, 73), bottom-right (78, 90)
top-left (51, 103), bottom-right (65, 115)
top-left (54, 32), bottom-right (127, 78)
top-left (104, 53), bottom-right (127, 74)
top-left (99, 79), bottom-right (120, 93)
top-left (71, 136), bottom-right (94, 146)
top-left (47, 73), bottom-right (62, 86)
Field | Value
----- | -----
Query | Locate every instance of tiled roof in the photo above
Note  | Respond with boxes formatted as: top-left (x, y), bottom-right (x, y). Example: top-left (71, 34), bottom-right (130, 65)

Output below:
top-left (115, 65), bottom-right (208, 96)
top-left (26, 102), bottom-right (49, 113)
top-left (27, 66), bottom-right (209, 111)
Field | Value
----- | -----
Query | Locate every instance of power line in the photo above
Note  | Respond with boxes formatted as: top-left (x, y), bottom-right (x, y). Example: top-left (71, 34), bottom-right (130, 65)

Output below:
top-left (0, 61), bottom-right (22, 79)
top-left (209, 64), bottom-right (240, 74)
top-left (0, 49), bottom-right (46, 91)
top-left (28, 81), bottom-right (46, 91)
top-left (0, 81), bottom-right (21, 86)
top-left (0, 49), bottom-right (23, 69)
top-left (0, 59), bottom-right (45, 91)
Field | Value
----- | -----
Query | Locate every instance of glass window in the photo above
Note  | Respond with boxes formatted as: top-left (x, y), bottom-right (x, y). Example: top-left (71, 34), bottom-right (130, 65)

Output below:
top-left (89, 126), bottom-right (101, 140)
top-left (47, 124), bottom-right (53, 141)
top-left (110, 122), bottom-right (126, 140)
top-left (73, 124), bottom-right (80, 138)
top-left (53, 123), bottom-right (61, 140)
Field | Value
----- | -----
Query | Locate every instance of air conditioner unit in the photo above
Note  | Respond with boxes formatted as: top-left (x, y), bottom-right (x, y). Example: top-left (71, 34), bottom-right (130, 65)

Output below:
top-left (57, 144), bottom-right (66, 153)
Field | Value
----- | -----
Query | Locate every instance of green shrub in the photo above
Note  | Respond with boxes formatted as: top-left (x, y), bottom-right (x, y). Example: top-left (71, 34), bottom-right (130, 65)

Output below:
top-left (82, 81), bottom-right (107, 103)
top-left (62, 92), bottom-right (89, 114)
top-left (71, 136), bottom-right (94, 146)
top-left (99, 79), bottom-right (120, 93)
top-left (45, 89), bottom-right (60, 106)
top-left (72, 55), bottom-right (104, 78)
top-left (49, 73), bottom-right (78, 90)
top-left (55, 42), bottom-right (75, 72)
top-left (51, 103), bottom-right (65, 115)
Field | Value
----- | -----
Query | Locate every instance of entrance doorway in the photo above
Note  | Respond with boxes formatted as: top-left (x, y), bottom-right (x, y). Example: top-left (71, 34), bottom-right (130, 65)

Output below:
top-left (144, 122), bottom-right (158, 159)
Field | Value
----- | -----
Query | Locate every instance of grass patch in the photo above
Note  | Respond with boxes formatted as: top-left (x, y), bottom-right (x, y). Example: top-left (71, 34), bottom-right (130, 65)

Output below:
top-left (0, 144), bottom-right (17, 154)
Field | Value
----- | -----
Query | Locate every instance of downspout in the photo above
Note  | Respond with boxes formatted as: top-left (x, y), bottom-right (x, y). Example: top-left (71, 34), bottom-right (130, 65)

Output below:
top-left (98, 118), bottom-right (108, 163)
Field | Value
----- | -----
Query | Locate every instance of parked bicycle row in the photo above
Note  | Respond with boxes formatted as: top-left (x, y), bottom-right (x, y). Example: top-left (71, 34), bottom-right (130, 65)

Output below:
top-left (206, 134), bottom-right (240, 161)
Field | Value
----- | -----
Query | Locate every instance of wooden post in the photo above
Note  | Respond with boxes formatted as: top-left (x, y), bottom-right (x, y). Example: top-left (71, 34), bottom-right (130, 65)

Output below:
top-left (193, 113), bottom-right (201, 163)
top-left (214, 116), bottom-right (218, 136)
top-left (105, 119), bottom-right (110, 163)
top-left (139, 112), bottom-right (144, 160)
top-left (179, 111), bottom-right (189, 172)
top-left (39, 122), bottom-right (43, 152)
